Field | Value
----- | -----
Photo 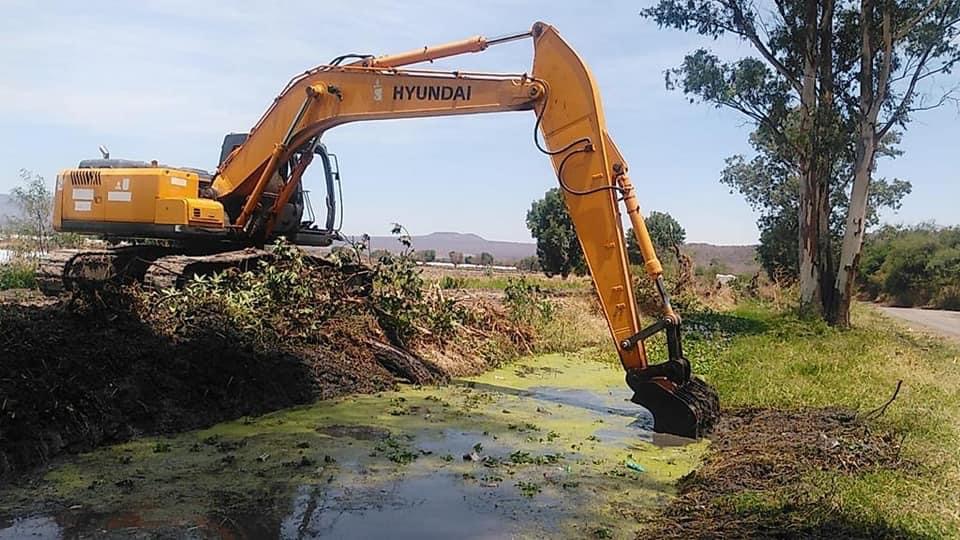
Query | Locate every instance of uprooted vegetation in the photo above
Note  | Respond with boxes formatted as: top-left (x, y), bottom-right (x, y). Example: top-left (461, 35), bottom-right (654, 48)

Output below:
top-left (0, 238), bottom-right (604, 479)
top-left (643, 408), bottom-right (908, 539)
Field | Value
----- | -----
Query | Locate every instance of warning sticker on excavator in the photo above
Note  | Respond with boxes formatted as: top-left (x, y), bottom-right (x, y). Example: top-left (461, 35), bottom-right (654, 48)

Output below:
top-left (74, 201), bottom-right (92, 212)
top-left (107, 191), bottom-right (132, 202)
top-left (72, 188), bottom-right (94, 201)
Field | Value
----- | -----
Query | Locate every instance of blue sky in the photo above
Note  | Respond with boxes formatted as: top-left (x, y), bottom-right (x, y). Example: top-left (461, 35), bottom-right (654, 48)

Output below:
top-left (1, 0), bottom-right (956, 244)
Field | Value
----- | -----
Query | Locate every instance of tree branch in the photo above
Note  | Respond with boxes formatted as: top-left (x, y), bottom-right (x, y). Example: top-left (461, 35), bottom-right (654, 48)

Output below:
top-left (872, 1), bottom-right (895, 120)
top-left (721, 0), bottom-right (804, 94)
top-left (878, 3), bottom-right (957, 137)
top-left (724, 97), bottom-right (801, 156)
top-left (894, 0), bottom-right (946, 41)
top-left (908, 85), bottom-right (960, 111)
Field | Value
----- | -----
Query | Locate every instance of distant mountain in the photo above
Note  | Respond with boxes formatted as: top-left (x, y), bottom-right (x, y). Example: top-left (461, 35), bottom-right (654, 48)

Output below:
top-left (359, 232), bottom-right (536, 263)
top-left (681, 243), bottom-right (759, 275)
top-left (0, 194), bottom-right (20, 225)
top-left (355, 231), bottom-right (759, 271)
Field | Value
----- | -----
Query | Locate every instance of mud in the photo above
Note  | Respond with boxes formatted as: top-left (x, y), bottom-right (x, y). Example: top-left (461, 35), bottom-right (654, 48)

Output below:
top-left (0, 352), bottom-right (708, 539)
top-left (0, 302), bottom-right (443, 480)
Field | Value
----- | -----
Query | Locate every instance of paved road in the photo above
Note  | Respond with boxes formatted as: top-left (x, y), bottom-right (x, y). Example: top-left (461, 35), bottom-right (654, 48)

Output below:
top-left (877, 306), bottom-right (960, 342)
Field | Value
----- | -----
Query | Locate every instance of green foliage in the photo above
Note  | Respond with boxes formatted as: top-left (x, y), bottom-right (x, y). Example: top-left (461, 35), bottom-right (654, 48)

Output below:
top-left (503, 276), bottom-right (555, 327)
top-left (0, 259), bottom-right (37, 290)
top-left (479, 252), bottom-right (495, 266)
top-left (146, 233), bottom-right (470, 349)
top-left (625, 211), bottom-right (686, 265)
top-left (687, 302), bottom-right (960, 536)
top-left (858, 225), bottom-right (960, 309)
top-left (722, 147), bottom-right (911, 280)
top-left (526, 188), bottom-right (585, 278)
top-left (447, 251), bottom-right (464, 266)
top-left (414, 249), bottom-right (436, 262)
top-left (438, 275), bottom-right (467, 290)
top-left (151, 240), bottom-right (367, 346)
top-left (643, 0), bottom-right (956, 299)
top-left (645, 211), bottom-right (686, 251)
top-left (432, 272), bottom-right (587, 293)
top-left (516, 256), bottom-right (540, 272)
top-left (369, 227), bottom-right (469, 345)
top-left (9, 169), bottom-right (54, 252)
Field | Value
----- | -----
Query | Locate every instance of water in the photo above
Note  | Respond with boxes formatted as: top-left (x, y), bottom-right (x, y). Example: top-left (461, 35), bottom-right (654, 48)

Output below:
top-left (0, 351), bottom-right (708, 539)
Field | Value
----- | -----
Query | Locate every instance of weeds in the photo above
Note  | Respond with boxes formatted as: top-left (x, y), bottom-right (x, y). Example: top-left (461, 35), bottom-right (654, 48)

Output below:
top-left (372, 436), bottom-right (419, 464)
top-left (0, 259), bottom-right (36, 290)
top-left (503, 277), bottom-right (555, 325)
top-left (516, 480), bottom-right (542, 497)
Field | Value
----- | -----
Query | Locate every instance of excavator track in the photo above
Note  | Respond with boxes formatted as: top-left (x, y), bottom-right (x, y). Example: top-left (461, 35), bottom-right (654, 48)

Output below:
top-left (143, 249), bottom-right (270, 290)
top-left (37, 246), bottom-right (270, 294)
top-left (37, 246), bottom-right (172, 295)
top-left (38, 245), bottom-right (370, 295)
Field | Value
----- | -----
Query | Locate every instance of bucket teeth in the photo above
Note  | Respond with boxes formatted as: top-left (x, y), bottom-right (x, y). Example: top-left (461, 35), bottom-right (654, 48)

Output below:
top-left (627, 374), bottom-right (719, 439)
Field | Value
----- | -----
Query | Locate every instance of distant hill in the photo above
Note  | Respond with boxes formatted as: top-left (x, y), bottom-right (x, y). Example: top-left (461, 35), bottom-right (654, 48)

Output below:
top-left (356, 231), bottom-right (759, 271)
top-left (361, 232), bottom-right (536, 262)
top-left (681, 243), bottom-right (759, 275)
top-left (0, 194), bottom-right (20, 225)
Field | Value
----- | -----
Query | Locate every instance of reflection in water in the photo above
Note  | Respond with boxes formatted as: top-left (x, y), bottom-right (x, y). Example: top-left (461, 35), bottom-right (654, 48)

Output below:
top-left (0, 515), bottom-right (61, 539)
top-left (278, 475), bottom-right (527, 539)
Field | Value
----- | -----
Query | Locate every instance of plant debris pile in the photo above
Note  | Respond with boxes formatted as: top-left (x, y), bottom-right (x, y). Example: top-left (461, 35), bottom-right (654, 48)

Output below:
top-left (643, 407), bottom-right (906, 539)
top-left (0, 238), bottom-right (558, 479)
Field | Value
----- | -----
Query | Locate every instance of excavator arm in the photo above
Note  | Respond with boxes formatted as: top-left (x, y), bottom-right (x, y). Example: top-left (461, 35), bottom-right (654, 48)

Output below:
top-left (213, 22), bottom-right (718, 438)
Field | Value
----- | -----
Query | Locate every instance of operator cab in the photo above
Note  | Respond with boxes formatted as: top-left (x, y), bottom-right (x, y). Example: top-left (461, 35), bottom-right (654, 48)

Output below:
top-left (218, 133), bottom-right (344, 247)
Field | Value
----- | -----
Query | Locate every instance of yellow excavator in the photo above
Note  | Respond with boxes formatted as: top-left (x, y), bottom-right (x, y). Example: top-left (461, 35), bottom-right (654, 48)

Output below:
top-left (44, 22), bottom-right (718, 437)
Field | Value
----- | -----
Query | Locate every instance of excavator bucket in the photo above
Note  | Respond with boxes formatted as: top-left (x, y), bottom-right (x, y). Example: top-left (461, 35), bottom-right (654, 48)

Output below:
top-left (627, 376), bottom-right (720, 439)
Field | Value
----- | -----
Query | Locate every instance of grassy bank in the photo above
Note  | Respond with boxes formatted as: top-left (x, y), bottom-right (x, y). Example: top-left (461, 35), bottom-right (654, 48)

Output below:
top-left (651, 302), bottom-right (960, 537)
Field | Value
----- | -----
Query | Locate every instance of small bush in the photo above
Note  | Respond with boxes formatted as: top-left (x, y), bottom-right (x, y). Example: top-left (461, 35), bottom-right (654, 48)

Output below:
top-left (0, 260), bottom-right (37, 290)
top-left (438, 275), bottom-right (467, 290)
top-left (503, 277), bottom-right (554, 326)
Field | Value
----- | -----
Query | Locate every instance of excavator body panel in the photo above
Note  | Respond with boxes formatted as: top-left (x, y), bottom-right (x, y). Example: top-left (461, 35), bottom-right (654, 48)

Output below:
top-left (53, 167), bottom-right (226, 238)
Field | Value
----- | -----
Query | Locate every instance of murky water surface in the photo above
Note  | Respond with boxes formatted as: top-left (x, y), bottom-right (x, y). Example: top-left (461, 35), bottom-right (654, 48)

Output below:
top-left (0, 351), bottom-right (707, 539)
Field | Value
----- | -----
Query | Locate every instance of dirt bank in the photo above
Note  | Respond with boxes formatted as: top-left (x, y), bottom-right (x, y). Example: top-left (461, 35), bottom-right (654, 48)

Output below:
top-left (642, 407), bottom-right (908, 539)
top-left (0, 301), bottom-right (446, 480)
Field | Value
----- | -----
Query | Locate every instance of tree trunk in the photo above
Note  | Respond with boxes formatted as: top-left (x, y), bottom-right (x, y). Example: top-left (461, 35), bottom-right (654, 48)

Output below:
top-left (816, 0), bottom-right (837, 319)
top-left (832, 0), bottom-right (885, 327)
top-left (798, 0), bottom-right (824, 315)
top-left (834, 129), bottom-right (875, 326)
top-left (798, 168), bottom-right (825, 315)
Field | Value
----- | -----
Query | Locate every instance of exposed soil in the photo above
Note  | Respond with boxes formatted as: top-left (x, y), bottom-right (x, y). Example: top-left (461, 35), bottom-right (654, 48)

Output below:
top-left (642, 407), bottom-right (912, 539)
top-left (0, 301), bottom-right (446, 480)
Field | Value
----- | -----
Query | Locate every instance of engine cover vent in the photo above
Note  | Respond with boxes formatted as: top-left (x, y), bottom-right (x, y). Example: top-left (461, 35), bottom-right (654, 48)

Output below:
top-left (69, 170), bottom-right (102, 186)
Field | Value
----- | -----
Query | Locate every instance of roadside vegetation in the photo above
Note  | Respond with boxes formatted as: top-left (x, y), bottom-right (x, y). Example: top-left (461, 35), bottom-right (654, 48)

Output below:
top-left (858, 224), bottom-right (960, 310)
top-left (637, 295), bottom-right (960, 538)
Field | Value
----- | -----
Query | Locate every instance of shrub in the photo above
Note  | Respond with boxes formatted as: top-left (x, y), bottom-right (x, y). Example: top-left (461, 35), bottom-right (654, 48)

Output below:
top-left (858, 225), bottom-right (960, 309)
top-left (0, 260), bottom-right (37, 290)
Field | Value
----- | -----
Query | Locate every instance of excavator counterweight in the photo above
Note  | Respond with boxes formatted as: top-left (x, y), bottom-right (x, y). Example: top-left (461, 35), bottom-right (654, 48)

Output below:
top-left (45, 22), bottom-right (719, 438)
